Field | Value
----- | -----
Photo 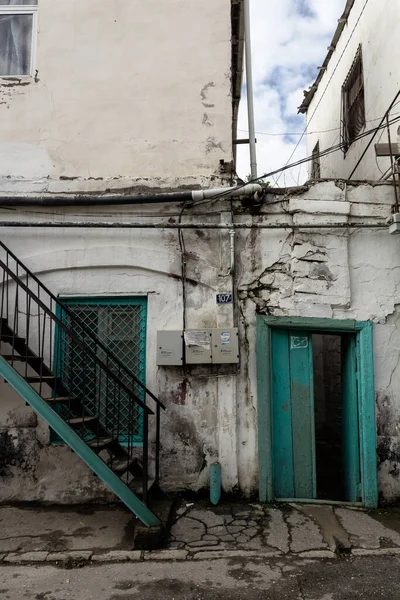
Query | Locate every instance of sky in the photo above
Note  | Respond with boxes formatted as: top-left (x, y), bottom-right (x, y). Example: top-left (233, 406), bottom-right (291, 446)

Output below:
top-left (236, 0), bottom-right (346, 186)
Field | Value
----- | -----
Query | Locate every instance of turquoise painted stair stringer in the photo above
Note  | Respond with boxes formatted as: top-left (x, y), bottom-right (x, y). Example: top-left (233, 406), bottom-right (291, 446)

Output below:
top-left (0, 356), bottom-right (161, 528)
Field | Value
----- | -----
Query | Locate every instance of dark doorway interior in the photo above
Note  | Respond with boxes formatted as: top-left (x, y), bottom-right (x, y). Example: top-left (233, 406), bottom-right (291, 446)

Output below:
top-left (312, 334), bottom-right (344, 500)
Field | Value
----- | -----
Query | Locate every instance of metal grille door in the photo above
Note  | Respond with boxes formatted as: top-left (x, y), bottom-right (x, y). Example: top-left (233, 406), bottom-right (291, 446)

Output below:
top-left (57, 297), bottom-right (147, 444)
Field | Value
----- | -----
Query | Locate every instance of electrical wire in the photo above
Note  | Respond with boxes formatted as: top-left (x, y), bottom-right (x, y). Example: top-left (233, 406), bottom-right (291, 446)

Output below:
top-left (275, 0), bottom-right (371, 183)
top-left (212, 114), bottom-right (400, 202)
top-left (237, 110), bottom-right (400, 137)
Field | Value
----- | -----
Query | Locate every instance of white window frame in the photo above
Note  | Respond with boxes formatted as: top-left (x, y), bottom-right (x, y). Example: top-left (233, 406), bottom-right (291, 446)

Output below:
top-left (0, 4), bottom-right (38, 78)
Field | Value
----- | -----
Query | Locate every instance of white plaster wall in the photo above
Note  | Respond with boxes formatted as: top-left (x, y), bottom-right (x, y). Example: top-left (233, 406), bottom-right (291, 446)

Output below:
top-left (0, 0), bottom-right (233, 183)
top-left (2, 182), bottom-right (400, 504)
top-left (305, 0), bottom-right (400, 181)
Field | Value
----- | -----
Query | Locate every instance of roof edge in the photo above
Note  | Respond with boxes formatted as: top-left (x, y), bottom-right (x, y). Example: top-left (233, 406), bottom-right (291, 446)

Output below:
top-left (298, 0), bottom-right (356, 115)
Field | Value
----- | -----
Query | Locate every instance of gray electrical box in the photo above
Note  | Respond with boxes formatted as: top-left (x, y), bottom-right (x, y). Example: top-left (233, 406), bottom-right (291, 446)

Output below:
top-left (185, 329), bottom-right (212, 364)
top-left (211, 328), bottom-right (239, 364)
top-left (156, 331), bottom-right (183, 366)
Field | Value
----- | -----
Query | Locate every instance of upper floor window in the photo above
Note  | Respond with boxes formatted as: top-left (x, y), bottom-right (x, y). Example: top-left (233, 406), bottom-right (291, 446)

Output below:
top-left (342, 46), bottom-right (365, 151)
top-left (0, 1), bottom-right (38, 77)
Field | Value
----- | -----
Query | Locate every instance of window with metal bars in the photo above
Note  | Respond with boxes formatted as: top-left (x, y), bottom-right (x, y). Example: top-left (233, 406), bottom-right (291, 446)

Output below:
top-left (53, 297), bottom-right (147, 445)
top-left (341, 46), bottom-right (366, 152)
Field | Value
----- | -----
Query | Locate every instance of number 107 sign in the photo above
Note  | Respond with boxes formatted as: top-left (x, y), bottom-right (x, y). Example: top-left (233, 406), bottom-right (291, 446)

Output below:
top-left (216, 293), bottom-right (233, 304)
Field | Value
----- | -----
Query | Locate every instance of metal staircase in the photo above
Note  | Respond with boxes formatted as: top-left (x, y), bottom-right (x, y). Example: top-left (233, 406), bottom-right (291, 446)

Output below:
top-left (0, 242), bottom-right (165, 527)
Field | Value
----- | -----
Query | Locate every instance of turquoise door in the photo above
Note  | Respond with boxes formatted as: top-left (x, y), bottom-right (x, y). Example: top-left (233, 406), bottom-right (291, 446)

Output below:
top-left (54, 297), bottom-right (147, 445)
top-left (342, 334), bottom-right (361, 502)
top-left (271, 329), bottom-right (316, 499)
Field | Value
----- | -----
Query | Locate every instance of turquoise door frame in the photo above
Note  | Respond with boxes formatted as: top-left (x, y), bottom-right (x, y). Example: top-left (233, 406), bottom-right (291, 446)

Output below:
top-left (256, 316), bottom-right (378, 508)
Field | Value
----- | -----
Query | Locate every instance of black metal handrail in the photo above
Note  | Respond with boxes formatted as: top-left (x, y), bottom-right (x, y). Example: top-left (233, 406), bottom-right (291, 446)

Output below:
top-left (0, 241), bottom-right (165, 410)
top-left (0, 259), bottom-right (151, 413)
top-left (0, 242), bottom-right (165, 495)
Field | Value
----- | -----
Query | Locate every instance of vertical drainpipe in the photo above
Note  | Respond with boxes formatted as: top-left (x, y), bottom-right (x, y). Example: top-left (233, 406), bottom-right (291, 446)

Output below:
top-left (243, 0), bottom-right (258, 180)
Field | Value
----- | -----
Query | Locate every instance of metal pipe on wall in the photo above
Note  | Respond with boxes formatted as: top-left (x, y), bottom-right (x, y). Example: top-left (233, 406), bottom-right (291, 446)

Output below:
top-left (243, 0), bottom-right (258, 180)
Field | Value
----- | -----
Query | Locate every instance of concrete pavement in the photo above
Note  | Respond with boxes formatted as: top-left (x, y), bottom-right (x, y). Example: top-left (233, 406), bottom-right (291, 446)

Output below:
top-left (0, 555), bottom-right (400, 600)
top-left (2, 501), bottom-right (400, 563)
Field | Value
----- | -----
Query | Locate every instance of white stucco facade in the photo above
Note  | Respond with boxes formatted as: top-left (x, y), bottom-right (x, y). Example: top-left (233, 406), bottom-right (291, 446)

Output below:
top-left (1, 182), bottom-right (400, 505)
top-left (0, 0), bottom-right (234, 184)
top-left (302, 0), bottom-right (400, 181)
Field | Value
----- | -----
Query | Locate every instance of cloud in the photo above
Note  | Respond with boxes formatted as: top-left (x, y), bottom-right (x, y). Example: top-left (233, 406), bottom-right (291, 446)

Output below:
top-left (236, 0), bottom-right (345, 186)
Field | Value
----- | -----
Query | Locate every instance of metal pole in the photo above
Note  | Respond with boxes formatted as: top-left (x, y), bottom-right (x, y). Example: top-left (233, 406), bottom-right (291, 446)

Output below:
top-left (244, 0), bottom-right (257, 180)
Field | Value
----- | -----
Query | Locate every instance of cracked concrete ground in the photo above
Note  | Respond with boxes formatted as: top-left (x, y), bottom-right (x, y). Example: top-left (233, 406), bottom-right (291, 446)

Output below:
top-left (169, 501), bottom-right (400, 556)
top-left (0, 505), bottom-right (135, 553)
top-left (2, 501), bottom-right (400, 561)
top-left (0, 555), bottom-right (400, 600)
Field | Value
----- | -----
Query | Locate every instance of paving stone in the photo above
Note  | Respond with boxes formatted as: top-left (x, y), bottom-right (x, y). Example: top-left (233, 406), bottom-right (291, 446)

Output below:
top-left (66, 551), bottom-right (92, 560)
top-left (46, 553), bottom-right (69, 562)
top-left (188, 540), bottom-right (219, 547)
top-left (265, 508), bottom-right (289, 554)
top-left (208, 525), bottom-right (228, 536)
top-left (248, 520), bottom-right (258, 527)
top-left (336, 508), bottom-right (400, 550)
top-left (245, 527), bottom-right (259, 538)
top-left (226, 525), bottom-right (245, 534)
top-left (187, 509), bottom-right (225, 528)
top-left (91, 551), bottom-right (141, 562)
top-left (219, 534), bottom-right (236, 542)
top-left (169, 542), bottom-right (185, 549)
top-left (297, 550), bottom-right (336, 559)
top-left (144, 550), bottom-right (188, 561)
top-left (0, 554), bottom-right (5, 562)
top-left (351, 547), bottom-right (400, 556)
top-left (235, 511), bottom-right (251, 518)
top-left (176, 506), bottom-right (189, 517)
top-left (5, 552), bottom-right (49, 563)
top-left (287, 509), bottom-right (327, 553)
top-left (170, 517), bottom-right (205, 543)
top-left (231, 520), bottom-right (247, 526)
top-left (224, 516), bottom-right (234, 524)
top-left (236, 534), bottom-right (251, 544)
top-left (203, 534), bottom-right (219, 541)
top-left (192, 549), bottom-right (281, 560)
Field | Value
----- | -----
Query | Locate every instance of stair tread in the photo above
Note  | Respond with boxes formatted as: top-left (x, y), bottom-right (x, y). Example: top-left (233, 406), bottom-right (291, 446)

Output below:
top-left (45, 396), bottom-right (75, 402)
top-left (129, 478), bottom-right (156, 495)
top-left (109, 457), bottom-right (137, 472)
top-left (68, 416), bottom-right (98, 425)
top-left (25, 375), bottom-right (58, 382)
top-left (1, 355), bottom-right (31, 362)
top-left (87, 437), bottom-right (114, 449)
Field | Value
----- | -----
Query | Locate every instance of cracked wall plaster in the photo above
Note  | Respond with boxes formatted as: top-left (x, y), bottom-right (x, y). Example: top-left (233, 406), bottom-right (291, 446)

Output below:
top-left (0, 182), bottom-right (400, 503)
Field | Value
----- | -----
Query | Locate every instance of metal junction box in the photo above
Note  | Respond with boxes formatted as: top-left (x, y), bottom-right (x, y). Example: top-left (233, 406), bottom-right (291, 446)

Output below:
top-left (156, 331), bottom-right (183, 366)
top-left (211, 328), bottom-right (239, 364)
top-left (185, 329), bottom-right (212, 364)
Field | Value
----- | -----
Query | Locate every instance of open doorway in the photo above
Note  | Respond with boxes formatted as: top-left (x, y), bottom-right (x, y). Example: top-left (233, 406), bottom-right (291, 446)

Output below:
top-left (313, 334), bottom-right (344, 500)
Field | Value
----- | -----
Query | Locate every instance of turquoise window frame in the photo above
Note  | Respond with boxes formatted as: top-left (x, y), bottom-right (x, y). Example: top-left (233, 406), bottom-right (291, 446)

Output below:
top-left (52, 296), bottom-right (147, 447)
top-left (256, 316), bottom-right (378, 508)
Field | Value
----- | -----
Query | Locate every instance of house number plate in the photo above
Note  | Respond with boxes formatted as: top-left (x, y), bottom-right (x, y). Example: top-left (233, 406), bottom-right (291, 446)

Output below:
top-left (216, 293), bottom-right (233, 304)
top-left (291, 336), bottom-right (308, 349)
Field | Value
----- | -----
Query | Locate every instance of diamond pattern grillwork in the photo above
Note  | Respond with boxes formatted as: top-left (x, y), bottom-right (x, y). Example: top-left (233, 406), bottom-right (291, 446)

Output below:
top-left (58, 301), bottom-right (146, 441)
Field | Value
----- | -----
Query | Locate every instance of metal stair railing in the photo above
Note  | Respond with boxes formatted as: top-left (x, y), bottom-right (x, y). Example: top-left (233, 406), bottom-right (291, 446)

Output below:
top-left (0, 243), bottom-right (164, 502)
